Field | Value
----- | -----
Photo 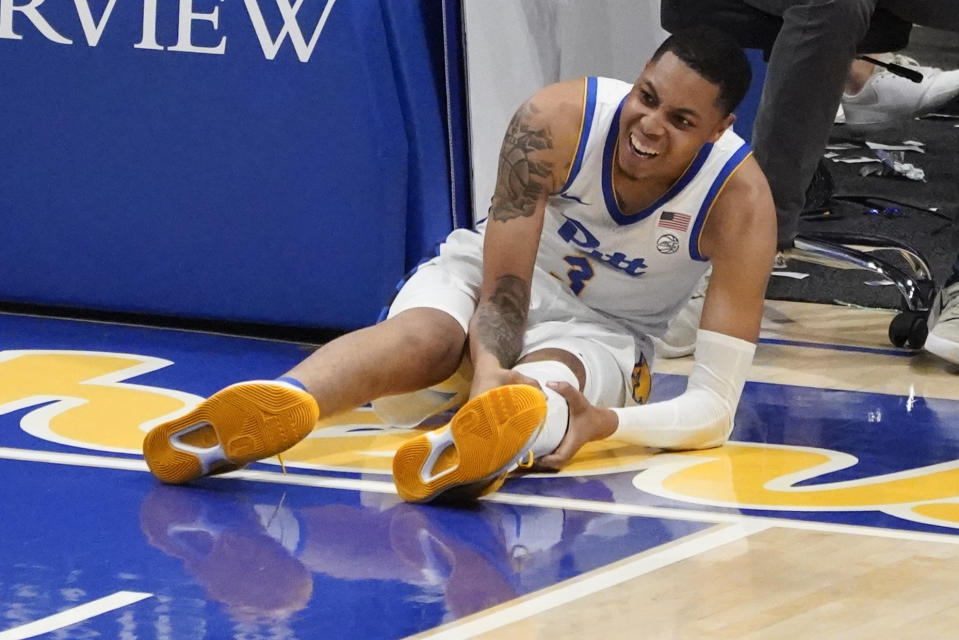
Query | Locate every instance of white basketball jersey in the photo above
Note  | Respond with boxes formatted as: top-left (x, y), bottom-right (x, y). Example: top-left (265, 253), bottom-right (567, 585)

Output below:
top-left (534, 76), bottom-right (753, 338)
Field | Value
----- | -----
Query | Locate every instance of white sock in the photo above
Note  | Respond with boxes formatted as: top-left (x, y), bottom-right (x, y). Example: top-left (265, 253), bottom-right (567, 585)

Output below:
top-left (512, 361), bottom-right (578, 458)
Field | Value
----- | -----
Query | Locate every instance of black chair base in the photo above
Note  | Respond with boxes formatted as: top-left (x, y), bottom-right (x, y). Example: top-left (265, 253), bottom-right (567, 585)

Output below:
top-left (783, 232), bottom-right (936, 348)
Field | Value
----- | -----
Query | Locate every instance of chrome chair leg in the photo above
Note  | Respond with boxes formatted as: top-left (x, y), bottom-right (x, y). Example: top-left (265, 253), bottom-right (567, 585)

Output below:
top-left (784, 234), bottom-right (937, 348)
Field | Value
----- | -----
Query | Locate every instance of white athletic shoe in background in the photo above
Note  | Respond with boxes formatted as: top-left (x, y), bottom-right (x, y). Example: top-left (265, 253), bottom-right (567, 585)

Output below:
top-left (925, 279), bottom-right (959, 366)
top-left (841, 55), bottom-right (959, 129)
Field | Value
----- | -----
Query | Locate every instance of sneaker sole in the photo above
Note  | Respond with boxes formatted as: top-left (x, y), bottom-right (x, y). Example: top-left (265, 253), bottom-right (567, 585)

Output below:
top-left (391, 384), bottom-right (546, 503)
top-left (143, 381), bottom-right (319, 484)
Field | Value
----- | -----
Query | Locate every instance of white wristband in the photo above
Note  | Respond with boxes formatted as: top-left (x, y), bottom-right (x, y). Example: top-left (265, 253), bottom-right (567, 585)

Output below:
top-left (611, 329), bottom-right (755, 450)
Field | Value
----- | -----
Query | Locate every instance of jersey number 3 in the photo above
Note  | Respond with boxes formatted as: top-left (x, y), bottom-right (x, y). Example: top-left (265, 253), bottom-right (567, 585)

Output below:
top-left (564, 255), bottom-right (594, 295)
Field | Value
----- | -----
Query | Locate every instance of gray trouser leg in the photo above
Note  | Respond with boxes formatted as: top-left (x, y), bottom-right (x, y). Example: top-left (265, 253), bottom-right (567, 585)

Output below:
top-left (951, 218), bottom-right (959, 277)
top-left (748, 0), bottom-right (876, 248)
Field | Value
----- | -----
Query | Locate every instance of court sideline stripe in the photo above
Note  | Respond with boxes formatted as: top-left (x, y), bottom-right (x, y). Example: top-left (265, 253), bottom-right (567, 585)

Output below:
top-left (403, 522), bottom-right (769, 640)
top-left (758, 336), bottom-right (911, 357)
top-left (0, 591), bottom-right (152, 640)
top-left (4, 446), bottom-right (959, 546)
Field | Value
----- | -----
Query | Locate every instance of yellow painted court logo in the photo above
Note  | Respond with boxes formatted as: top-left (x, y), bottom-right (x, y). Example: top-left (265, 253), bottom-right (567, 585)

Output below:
top-left (3, 349), bottom-right (959, 532)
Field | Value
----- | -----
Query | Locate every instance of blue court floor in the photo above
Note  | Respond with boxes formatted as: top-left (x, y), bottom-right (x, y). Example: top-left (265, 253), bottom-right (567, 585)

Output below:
top-left (2, 305), bottom-right (958, 639)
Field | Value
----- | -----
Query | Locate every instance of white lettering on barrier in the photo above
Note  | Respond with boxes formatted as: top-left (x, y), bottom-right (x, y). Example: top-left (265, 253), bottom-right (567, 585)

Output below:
top-left (0, 0), bottom-right (338, 62)
top-left (74, 0), bottom-right (117, 46)
top-left (170, 0), bottom-right (225, 55)
top-left (133, 0), bottom-right (162, 50)
top-left (243, 0), bottom-right (336, 62)
top-left (0, 0), bottom-right (71, 43)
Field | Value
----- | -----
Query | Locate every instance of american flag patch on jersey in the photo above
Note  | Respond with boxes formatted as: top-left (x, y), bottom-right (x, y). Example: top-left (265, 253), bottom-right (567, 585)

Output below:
top-left (658, 211), bottom-right (691, 232)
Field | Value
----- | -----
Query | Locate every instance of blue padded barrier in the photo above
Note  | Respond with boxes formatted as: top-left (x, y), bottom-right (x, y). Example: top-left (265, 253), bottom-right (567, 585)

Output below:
top-left (0, 0), bottom-right (459, 331)
top-left (376, 0), bottom-right (460, 271)
top-left (732, 48), bottom-right (768, 145)
top-left (440, 0), bottom-right (473, 232)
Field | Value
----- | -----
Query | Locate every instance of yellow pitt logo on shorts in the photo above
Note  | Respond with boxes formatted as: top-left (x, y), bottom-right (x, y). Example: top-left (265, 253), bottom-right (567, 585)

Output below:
top-left (630, 354), bottom-right (651, 404)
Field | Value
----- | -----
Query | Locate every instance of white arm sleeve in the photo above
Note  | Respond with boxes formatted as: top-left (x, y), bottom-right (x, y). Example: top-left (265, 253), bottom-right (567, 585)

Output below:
top-left (611, 329), bottom-right (756, 450)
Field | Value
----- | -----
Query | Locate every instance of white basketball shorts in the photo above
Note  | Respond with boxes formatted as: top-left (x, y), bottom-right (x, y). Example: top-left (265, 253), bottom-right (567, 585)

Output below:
top-left (379, 229), bottom-right (653, 417)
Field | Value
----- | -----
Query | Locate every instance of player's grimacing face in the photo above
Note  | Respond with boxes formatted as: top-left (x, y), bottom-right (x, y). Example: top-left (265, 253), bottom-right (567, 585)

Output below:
top-left (617, 51), bottom-right (734, 183)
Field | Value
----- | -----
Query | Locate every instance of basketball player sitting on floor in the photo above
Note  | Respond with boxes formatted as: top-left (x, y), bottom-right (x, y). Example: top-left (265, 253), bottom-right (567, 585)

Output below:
top-left (141, 26), bottom-right (777, 503)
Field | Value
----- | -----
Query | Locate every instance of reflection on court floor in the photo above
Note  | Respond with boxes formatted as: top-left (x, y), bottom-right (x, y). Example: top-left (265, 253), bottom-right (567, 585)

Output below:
top-left (2, 301), bottom-right (958, 639)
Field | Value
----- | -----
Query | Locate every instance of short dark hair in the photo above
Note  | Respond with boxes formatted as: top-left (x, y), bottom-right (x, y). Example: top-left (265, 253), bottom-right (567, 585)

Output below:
top-left (651, 25), bottom-right (751, 115)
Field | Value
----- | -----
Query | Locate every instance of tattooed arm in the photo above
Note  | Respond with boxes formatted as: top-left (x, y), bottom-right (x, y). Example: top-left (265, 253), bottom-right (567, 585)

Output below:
top-left (468, 80), bottom-right (584, 398)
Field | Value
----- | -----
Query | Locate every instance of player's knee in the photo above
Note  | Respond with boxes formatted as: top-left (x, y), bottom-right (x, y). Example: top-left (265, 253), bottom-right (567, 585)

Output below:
top-left (389, 309), bottom-right (466, 373)
top-left (516, 349), bottom-right (585, 388)
top-left (408, 331), bottom-right (464, 375)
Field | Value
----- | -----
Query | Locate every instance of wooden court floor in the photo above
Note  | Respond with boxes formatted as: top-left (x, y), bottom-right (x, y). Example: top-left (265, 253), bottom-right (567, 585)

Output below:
top-left (2, 299), bottom-right (958, 639)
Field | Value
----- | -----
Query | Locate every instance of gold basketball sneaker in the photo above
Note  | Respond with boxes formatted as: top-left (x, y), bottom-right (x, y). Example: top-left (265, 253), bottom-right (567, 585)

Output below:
top-left (143, 380), bottom-right (319, 484)
top-left (392, 384), bottom-right (547, 503)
